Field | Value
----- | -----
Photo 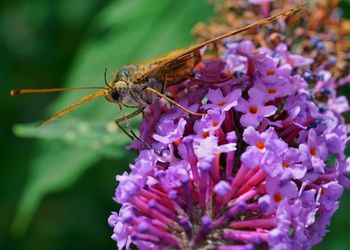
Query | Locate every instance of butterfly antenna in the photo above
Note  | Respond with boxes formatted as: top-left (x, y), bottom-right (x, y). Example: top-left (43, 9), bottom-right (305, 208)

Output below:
top-left (36, 89), bottom-right (108, 126)
top-left (104, 67), bottom-right (111, 88)
top-left (146, 87), bottom-right (206, 116)
top-left (10, 86), bottom-right (106, 96)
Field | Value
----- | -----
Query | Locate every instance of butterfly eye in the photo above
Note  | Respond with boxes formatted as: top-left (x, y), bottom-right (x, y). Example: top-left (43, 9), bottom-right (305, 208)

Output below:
top-left (111, 90), bottom-right (119, 100)
top-left (118, 68), bottom-right (129, 80)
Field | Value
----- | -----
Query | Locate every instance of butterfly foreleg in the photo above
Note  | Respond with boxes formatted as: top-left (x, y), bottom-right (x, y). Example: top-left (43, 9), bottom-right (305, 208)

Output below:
top-left (115, 106), bottom-right (150, 148)
top-left (115, 120), bottom-right (135, 140)
top-left (115, 107), bottom-right (144, 123)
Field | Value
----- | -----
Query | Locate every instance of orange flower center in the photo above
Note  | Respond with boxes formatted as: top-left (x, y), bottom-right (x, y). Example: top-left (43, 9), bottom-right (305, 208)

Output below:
top-left (212, 121), bottom-right (219, 127)
top-left (249, 106), bottom-right (259, 114)
top-left (282, 160), bottom-right (289, 168)
top-left (273, 192), bottom-right (283, 203)
top-left (202, 131), bottom-right (210, 138)
top-left (310, 147), bottom-right (317, 156)
top-left (268, 88), bottom-right (277, 94)
top-left (255, 140), bottom-right (265, 150)
top-left (226, 69), bottom-right (233, 76)
top-left (266, 70), bottom-right (276, 76)
top-left (218, 101), bottom-right (227, 106)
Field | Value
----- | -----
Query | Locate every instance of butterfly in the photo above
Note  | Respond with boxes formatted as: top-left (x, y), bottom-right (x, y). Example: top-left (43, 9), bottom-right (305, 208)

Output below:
top-left (10, 4), bottom-right (305, 143)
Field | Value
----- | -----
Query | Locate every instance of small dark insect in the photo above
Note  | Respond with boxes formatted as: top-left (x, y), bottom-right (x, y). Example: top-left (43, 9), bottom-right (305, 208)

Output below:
top-left (10, 4), bottom-right (305, 144)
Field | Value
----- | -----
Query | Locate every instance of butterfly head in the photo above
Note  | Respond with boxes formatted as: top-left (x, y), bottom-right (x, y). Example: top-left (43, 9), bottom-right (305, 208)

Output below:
top-left (104, 66), bottom-right (130, 102)
top-left (115, 64), bottom-right (141, 83)
top-left (116, 67), bottom-right (131, 82)
top-left (105, 81), bottom-right (128, 103)
top-left (106, 64), bottom-right (146, 104)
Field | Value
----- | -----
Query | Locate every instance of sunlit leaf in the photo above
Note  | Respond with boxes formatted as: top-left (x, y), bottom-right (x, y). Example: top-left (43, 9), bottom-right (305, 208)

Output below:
top-left (13, 118), bottom-right (134, 158)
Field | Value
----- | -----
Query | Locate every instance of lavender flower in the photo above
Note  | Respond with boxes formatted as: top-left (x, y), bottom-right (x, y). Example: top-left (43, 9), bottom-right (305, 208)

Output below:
top-left (236, 87), bottom-right (277, 128)
top-left (109, 39), bottom-right (350, 250)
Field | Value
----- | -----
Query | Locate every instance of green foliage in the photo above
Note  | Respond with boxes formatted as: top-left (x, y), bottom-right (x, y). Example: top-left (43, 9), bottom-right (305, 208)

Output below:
top-left (13, 119), bottom-right (131, 158)
top-left (12, 0), bottom-right (213, 235)
top-left (340, 0), bottom-right (350, 18)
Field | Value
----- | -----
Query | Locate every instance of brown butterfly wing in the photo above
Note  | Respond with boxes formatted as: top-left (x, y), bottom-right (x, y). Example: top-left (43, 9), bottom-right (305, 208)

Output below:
top-left (153, 49), bottom-right (201, 82)
top-left (134, 4), bottom-right (306, 84)
top-left (134, 48), bottom-right (201, 83)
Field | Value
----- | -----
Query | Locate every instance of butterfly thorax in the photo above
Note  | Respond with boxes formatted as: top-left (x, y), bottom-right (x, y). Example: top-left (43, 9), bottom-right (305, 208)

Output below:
top-left (106, 64), bottom-right (163, 107)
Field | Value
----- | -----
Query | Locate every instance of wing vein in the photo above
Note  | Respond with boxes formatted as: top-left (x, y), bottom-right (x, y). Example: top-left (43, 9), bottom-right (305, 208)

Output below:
top-left (134, 4), bottom-right (306, 83)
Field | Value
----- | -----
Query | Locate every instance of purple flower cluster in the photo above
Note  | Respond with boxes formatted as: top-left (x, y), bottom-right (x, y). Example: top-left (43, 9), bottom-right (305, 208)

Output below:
top-left (108, 40), bottom-right (350, 250)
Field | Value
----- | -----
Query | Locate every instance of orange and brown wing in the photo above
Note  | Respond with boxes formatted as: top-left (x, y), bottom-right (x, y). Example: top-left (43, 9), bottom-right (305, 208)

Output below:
top-left (134, 4), bottom-right (306, 83)
top-left (153, 49), bottom-right (201, 81)
top-left (37, 89), bottom-right (108, 126)
top-left (135, 48), bottom-right (201, 82)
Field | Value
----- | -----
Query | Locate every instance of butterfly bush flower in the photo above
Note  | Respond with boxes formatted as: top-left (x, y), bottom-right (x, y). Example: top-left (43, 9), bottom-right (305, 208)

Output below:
top-left (108, 38), bottom-right (350, 250)
top-left (236, 87), bottom-right (277, 128)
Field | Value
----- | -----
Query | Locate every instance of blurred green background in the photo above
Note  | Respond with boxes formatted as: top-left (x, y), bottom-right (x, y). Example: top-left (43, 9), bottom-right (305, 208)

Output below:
top-left (0, 0), bottom-right (349, 249)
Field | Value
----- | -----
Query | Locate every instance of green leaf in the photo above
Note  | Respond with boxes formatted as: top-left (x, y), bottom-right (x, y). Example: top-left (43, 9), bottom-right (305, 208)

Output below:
top-left (13, 118), bottom-right (133, 158)
top-left (340, 1), bottom-right (350, 19)
top-left (12, 0), bottom-right (213, 235)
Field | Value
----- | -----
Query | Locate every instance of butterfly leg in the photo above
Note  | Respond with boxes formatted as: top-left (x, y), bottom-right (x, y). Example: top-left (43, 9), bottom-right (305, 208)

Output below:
top-left (115, 119), bottom-right (151, 149)
top-left (146, 87), bottom-right (206, 116)
top-left (115, 105), bottom-right (151, 149)
top-left (115, 107), bottom-right (144, 123)
top-left (115, 120), bottom-right (135, 140)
